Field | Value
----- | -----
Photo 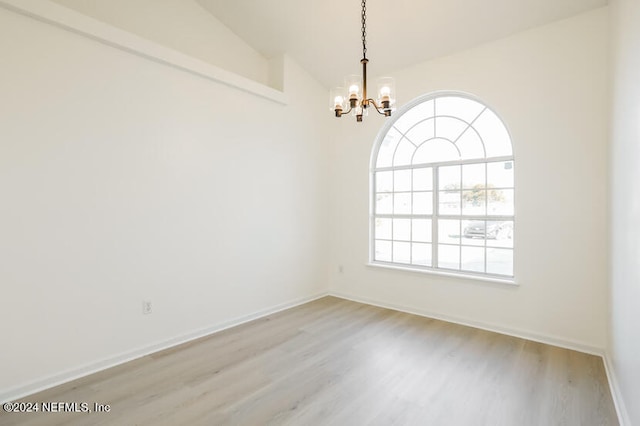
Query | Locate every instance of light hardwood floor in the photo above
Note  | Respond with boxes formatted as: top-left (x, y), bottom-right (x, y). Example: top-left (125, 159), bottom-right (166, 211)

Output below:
top-left (1, 296), bottom-right (618, 425)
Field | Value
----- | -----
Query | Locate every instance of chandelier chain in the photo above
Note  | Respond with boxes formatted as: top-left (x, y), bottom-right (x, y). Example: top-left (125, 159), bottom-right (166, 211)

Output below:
top-left (361, 0), bottom-right (367, 59)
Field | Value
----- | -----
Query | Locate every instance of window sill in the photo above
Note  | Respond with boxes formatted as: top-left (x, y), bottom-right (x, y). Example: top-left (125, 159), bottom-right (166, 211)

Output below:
top-left (366, 262), bottom-right (518, 286)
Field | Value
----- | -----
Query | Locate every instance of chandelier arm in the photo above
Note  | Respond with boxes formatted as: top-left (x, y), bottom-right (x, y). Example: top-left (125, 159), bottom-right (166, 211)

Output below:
top-left (339, 105), bottom-right (354, 117)
top-left (367, 99), bottom-right (386, 114)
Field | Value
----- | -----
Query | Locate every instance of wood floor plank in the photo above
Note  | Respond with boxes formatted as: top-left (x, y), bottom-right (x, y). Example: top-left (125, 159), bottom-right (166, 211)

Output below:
top-left (0, 296), bottom-right (618, 425)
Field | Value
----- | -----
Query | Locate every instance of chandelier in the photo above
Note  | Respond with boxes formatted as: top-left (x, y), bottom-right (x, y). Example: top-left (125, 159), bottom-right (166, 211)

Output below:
top-left (330, 0), bottom-right (396, 122)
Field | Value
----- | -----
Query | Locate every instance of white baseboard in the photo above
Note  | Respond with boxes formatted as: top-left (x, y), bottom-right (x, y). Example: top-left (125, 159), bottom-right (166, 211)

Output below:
top-left (602, 352), bottom-right (632, 426)
top-left (329, 291), bottom-right (604, 356)
top-left (0, 291), bottom-right (328, 403)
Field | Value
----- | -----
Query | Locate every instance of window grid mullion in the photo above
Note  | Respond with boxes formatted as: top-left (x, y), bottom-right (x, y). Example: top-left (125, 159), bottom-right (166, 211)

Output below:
top-left (391, 170), bottom-right (395, 262)
top-left (458, 167), bottom-right (463, 271)
top-left (374, 155), bottom-right (514, 173)
top-left (410, 168), bottom-right (414, 264)
top-left (432, 166), bottom-right (439, 268)
top-left (484, 162), bottom-right (488, 273)
top-left (372, 171), bottom-right (377, 262)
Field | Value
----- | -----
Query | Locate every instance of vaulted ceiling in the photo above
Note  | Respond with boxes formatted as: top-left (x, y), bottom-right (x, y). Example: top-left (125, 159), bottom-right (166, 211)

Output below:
top-left (197, 0), bottom-right (607, 87)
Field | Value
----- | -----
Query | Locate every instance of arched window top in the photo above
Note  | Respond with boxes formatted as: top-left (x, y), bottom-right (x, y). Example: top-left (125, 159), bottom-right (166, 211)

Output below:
top-left (373, 93), bottom-right (513, 170)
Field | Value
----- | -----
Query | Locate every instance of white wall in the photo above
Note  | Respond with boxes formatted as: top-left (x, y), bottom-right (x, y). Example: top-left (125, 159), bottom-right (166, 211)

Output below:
top-left (329, 8), bottom-right (610, 351)
top-left (0, 6), bottom-right (330, 399)
top-left (50, 0), bottom-right (270, 85)
top-left (610, 0), bottom-right (640, 424)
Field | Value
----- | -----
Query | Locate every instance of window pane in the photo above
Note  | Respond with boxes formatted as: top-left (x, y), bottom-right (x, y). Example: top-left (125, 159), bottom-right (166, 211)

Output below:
top-left (394, 138), bottom-right (416, 166)
top-left (439, 165), bottom-right (461, 215)
top-left (462, 163), bottom-right (485, 189)
top-left (394, 193), bottom-right (411, 214)
top-left (487, 189), bottom-right (514, 216)
top-left (439, 165), bottom-right (461, 190)
top-left (376, 127), bottom-right (402, 168)
top-left (412, 243), bottom-right (432, 266)
top-left (393, 218), bottom-right (411, 241)
top-left (375, 218), bottom-right (392, 240)
top-left (436, 96), bottom-right (485, 124)
top-left (376, 193), bottom-right (392, 214)
top-left (394, 169), bottom-right (411, 192)
top-left (393, 242), bottom-right (411, 264)
top-left (473, 109), bottom-right (512, 157)
top-left (462, 246), bottom-right (485, 273)
top-left (487, 248), bottom-right (513, 276)
top-left (486, 221), bottom-right (514, 248)
top-left (413, 191), bottom-right (432, 215)
top-left (438, 219), bottom-right (460, 245)
top-left (413, 167), bottom-right (432, 190)
top-left (393, 100), bottom-right (434, 133)
top-left (439, 190), bottom-right (461, 215)
top-left (463, 220), bottom-right (512, 242)
top-left (412, 219), bottom-right (432, 242)
top-left (462, 190), bottom-right (486, 216)
top-left (404, 118), bottom-right (435, 145)
top-left (375, 240), bottom-right (392, 262)
top-left (462, 220), bottom-right (487, 246)
top-left (435, 116), bottom-right (468, 142)
top-left (376, 171), bottom-right (393, 193)
top-left (456, 127), bottom-right (486, 160)
top-left (413, 139), bottom-right (459, 164)
top-left (487, 161), bottom-right (514, 188)
top-left (438, 244), bottom-right (460, 270)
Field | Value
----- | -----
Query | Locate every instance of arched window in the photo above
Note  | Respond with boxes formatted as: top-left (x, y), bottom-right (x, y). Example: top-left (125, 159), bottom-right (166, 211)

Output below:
top-left (370, 92), bottom-right (515, 279)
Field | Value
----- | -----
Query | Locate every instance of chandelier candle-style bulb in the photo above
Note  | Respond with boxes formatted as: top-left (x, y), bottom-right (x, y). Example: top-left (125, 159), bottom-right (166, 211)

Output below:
top-left (379, 87), bottom-right (390, 101)
top-left (330, 87), bottom-right (346, 117)
top-left (346, 75), bottom-right (362, 105)
top-left (377, 77), bottom-right (396, 115)
top-left (354, 104), bottom-right (367, 122)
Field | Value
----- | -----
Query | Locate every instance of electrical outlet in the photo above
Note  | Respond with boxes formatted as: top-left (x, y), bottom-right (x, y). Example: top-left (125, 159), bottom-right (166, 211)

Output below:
top-left (142, 300), bottom-right (152, 315)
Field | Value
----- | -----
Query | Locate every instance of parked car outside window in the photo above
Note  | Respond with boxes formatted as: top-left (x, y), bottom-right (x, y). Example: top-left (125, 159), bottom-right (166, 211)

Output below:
top-left (463, 221), bottom-right (513, 240)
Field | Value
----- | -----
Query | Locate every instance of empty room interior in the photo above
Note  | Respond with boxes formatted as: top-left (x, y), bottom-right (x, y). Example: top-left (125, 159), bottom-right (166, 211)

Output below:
top-left (0, 0), bottom-right (639, 425)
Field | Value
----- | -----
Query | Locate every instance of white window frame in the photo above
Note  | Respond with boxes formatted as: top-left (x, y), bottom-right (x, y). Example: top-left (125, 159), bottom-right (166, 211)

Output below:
top-left (369, 92), bottom-right (516, 283)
